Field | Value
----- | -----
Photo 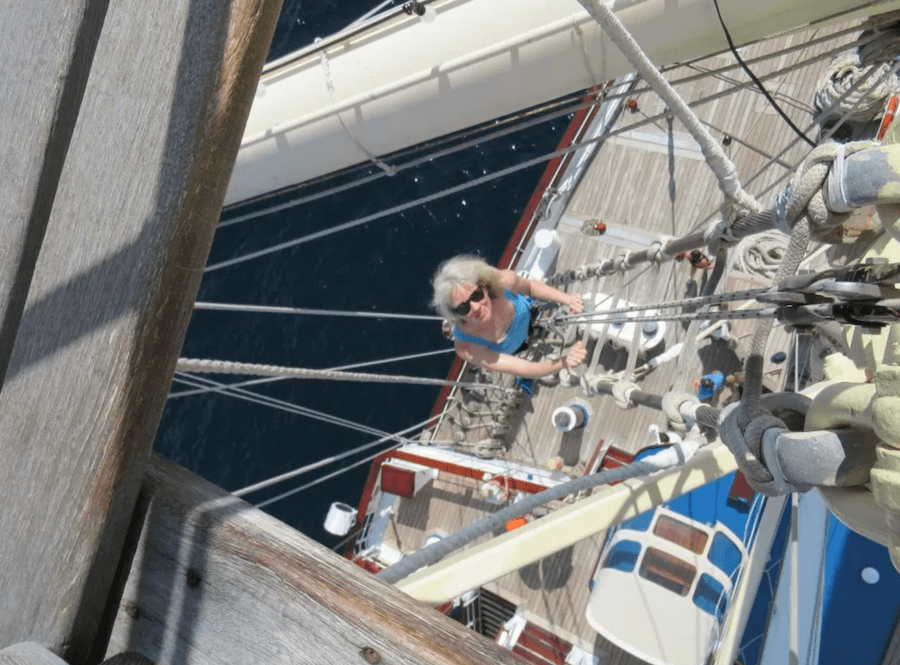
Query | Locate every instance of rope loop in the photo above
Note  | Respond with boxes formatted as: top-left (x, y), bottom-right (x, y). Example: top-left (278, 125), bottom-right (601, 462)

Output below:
top-left (647, 240), bottom-right (664, 266)
top-left (704, 212), bottom-right (740, 255)
top-left (611, 380), bottom-right (640, 410)
top-left (773, 141), bottom-right (874, 240)
top-left (718, 403), bottom-right (810, 496)
top-left (661, 391), bottom-right (700, 432)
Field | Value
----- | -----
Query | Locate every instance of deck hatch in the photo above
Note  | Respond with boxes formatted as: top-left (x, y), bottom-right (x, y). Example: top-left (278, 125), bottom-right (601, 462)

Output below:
top-left (653, 514), bottom-right (709, 554)
top-left (639, 546), bottom-right (697, 596)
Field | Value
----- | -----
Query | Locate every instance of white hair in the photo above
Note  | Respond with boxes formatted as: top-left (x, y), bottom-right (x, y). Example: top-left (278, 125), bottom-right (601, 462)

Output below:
top-left (431, 255), bottom-right (502, 324)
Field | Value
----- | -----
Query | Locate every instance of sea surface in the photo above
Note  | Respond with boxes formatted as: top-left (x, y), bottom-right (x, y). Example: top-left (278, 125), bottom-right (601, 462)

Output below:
top-left (153, 0), bottom-right (569, 544)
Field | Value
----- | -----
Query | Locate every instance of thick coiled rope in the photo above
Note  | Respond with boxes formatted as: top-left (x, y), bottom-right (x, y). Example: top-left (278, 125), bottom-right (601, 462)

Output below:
top-left (773, 141), bottom-right (874, 242)
top-left (858, 11), bottom-right (900, 66)
top-left (734, 230), bottom-right (788, 280)
top-left (813, 50), bottom-right (899, 125)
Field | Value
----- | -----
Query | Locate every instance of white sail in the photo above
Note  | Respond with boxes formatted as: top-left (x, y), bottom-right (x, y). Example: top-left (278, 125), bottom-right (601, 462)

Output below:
top-left (225, 0), bottom-right (900, 205)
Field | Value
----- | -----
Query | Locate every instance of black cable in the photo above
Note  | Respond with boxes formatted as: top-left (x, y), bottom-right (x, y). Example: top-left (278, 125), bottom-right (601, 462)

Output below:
top-left (711, 0), bottom-right (816, 148)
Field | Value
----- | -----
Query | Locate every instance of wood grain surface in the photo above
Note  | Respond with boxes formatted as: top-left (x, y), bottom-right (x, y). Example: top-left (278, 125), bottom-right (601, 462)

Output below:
top-left (106, 453), bottom-right (526, 665)
top-left (0, 0), bottom-right (282, 661)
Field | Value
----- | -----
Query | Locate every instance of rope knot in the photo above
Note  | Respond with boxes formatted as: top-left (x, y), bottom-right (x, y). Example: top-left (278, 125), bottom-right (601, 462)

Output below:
top-left (647, 240), bottom-right (665, 266)
top-left (718, 403), bottom-right (810, 496)
top-left (773, 141), bottom-right (873, 241)
top-left (611, 380), bottom-right (640, 410)
top-left (661, 391), bottom-right (700, 432)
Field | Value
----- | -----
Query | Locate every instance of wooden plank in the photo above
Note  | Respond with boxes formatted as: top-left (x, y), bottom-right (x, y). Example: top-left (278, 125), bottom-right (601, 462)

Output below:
top-left (105, 453), bottom-right (527, 665)
top-left (100, 656), bottom-right (153, 665)
top-left (0, 1), bottom-right (107, 386)
top-left (0, 0), bottom-right (283, 661)
top-left (0, 644), bottom-right (66, 665)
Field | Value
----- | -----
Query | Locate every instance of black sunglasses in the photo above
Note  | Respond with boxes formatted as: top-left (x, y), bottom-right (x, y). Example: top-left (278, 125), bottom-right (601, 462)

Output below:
top-left (452, 285), bottom-right (487, 316)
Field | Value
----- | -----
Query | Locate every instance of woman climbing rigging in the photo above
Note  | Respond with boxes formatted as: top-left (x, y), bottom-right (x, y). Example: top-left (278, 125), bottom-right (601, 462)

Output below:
top-left (431, 255), bottom-right (587, 378)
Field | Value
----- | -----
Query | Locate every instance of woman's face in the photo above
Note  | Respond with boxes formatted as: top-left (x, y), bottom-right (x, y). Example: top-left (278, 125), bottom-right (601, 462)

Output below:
top-left (450, 283), bottom-right (492, 323)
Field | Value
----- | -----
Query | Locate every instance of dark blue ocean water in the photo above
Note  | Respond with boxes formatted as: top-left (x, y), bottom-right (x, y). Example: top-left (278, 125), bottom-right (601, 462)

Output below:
top-left (153, 0), bottom-right (569, 544)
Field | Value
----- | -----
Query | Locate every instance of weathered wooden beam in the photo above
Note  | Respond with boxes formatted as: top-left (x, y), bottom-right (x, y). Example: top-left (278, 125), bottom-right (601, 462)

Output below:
top-left (0, 644), bottom-right (67, 665)
top-left (105, 454), bottom-right (525, 665)
top-left (0, 0), bottom-right (283, 662)
top-left (0, 1), bottom-right (108, 387)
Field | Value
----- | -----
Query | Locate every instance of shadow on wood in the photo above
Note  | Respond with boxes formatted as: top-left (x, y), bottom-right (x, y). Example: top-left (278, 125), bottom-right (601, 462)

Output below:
top-left (105, 454), bottom-right (526, 665)
top-left (0, 0), bottom-right (283, 662)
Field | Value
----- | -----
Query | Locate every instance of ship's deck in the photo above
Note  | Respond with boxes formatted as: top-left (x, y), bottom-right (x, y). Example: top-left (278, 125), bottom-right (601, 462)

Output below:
top-left (375, 21), bottom-right (864, 661)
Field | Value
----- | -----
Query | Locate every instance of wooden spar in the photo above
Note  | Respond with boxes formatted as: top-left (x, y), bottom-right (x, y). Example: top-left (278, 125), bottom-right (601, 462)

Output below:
top-left (0, 0), bottom-right (283, 661)
top-left (0, 643), bottom-right (67, 665)
top-left (105, 453), bottom-right (525, 665)
top-left (0, 644), bottom-right (148, 665)
top-left (0, 2), bottom-right (107, 388)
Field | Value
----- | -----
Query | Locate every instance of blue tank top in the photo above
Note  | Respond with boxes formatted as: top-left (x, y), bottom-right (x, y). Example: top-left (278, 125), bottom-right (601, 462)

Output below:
top-left (452, 290), bottom-right (533, 354)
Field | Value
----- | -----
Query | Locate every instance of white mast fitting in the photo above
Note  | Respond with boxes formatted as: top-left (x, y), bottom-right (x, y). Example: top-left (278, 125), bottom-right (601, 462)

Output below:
top-left (225, 0), bottom-right (900, 206)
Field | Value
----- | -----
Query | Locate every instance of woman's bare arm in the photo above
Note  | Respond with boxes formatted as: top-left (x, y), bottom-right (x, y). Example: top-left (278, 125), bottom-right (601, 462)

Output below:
top-left (455, 340), bottom-right (586, 379)
top-left (498, 269), bottom-right (583, 313)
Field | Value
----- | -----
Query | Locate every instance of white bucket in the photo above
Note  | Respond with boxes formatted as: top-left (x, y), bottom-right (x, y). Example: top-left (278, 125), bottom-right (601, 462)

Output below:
top-left (552, 404), bottom-right (588, 432)
top-left (324, 502), bottom-right (357, 536)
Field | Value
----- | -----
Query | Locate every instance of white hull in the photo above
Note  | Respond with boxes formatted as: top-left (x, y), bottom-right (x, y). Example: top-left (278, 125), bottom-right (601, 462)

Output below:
top-left (225, 0), bottom-right (900, 206)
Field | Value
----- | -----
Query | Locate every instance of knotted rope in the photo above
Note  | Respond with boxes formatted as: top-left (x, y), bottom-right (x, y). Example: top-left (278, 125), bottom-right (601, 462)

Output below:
top-left (718, 394), bottom-right (812, 496)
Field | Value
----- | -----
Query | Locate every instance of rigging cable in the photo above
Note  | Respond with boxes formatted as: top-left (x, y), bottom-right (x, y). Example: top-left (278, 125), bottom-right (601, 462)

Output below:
top-left (255, 441), bottom-right (402, 509)
top-left (175, 357), bottom-right (499, 390)
top-left (208, 45), bottom-right (858, 274)
top-left (171, 372), bottom-right (417, 442)
top-left (710, 0), bottom-right (815, 147)
top-left (377, 436), bottom-right (705, 584)
top-left (169, 348), bottom-right (455, 399)
top-left (576, 0), bottom-right (757, 212)
top-left (234, 414), bottom-right (440, 497)
top-left (193, 301), bottom-right (442, 321)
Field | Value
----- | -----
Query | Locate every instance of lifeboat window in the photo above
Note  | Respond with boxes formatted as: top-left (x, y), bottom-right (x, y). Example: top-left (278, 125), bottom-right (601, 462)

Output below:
top-left (639, 546), bottom-right (696, 596)
top-left (619, 510), bottom-right (654, 532)
top-left (653, 514), bottom-right (708, 554)
top-left (693, 573), bottom-right (727, 623)
top-left (708, 532), bottom-right (742, 578)
top-left (602, 540), bottom-right (641, 573)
